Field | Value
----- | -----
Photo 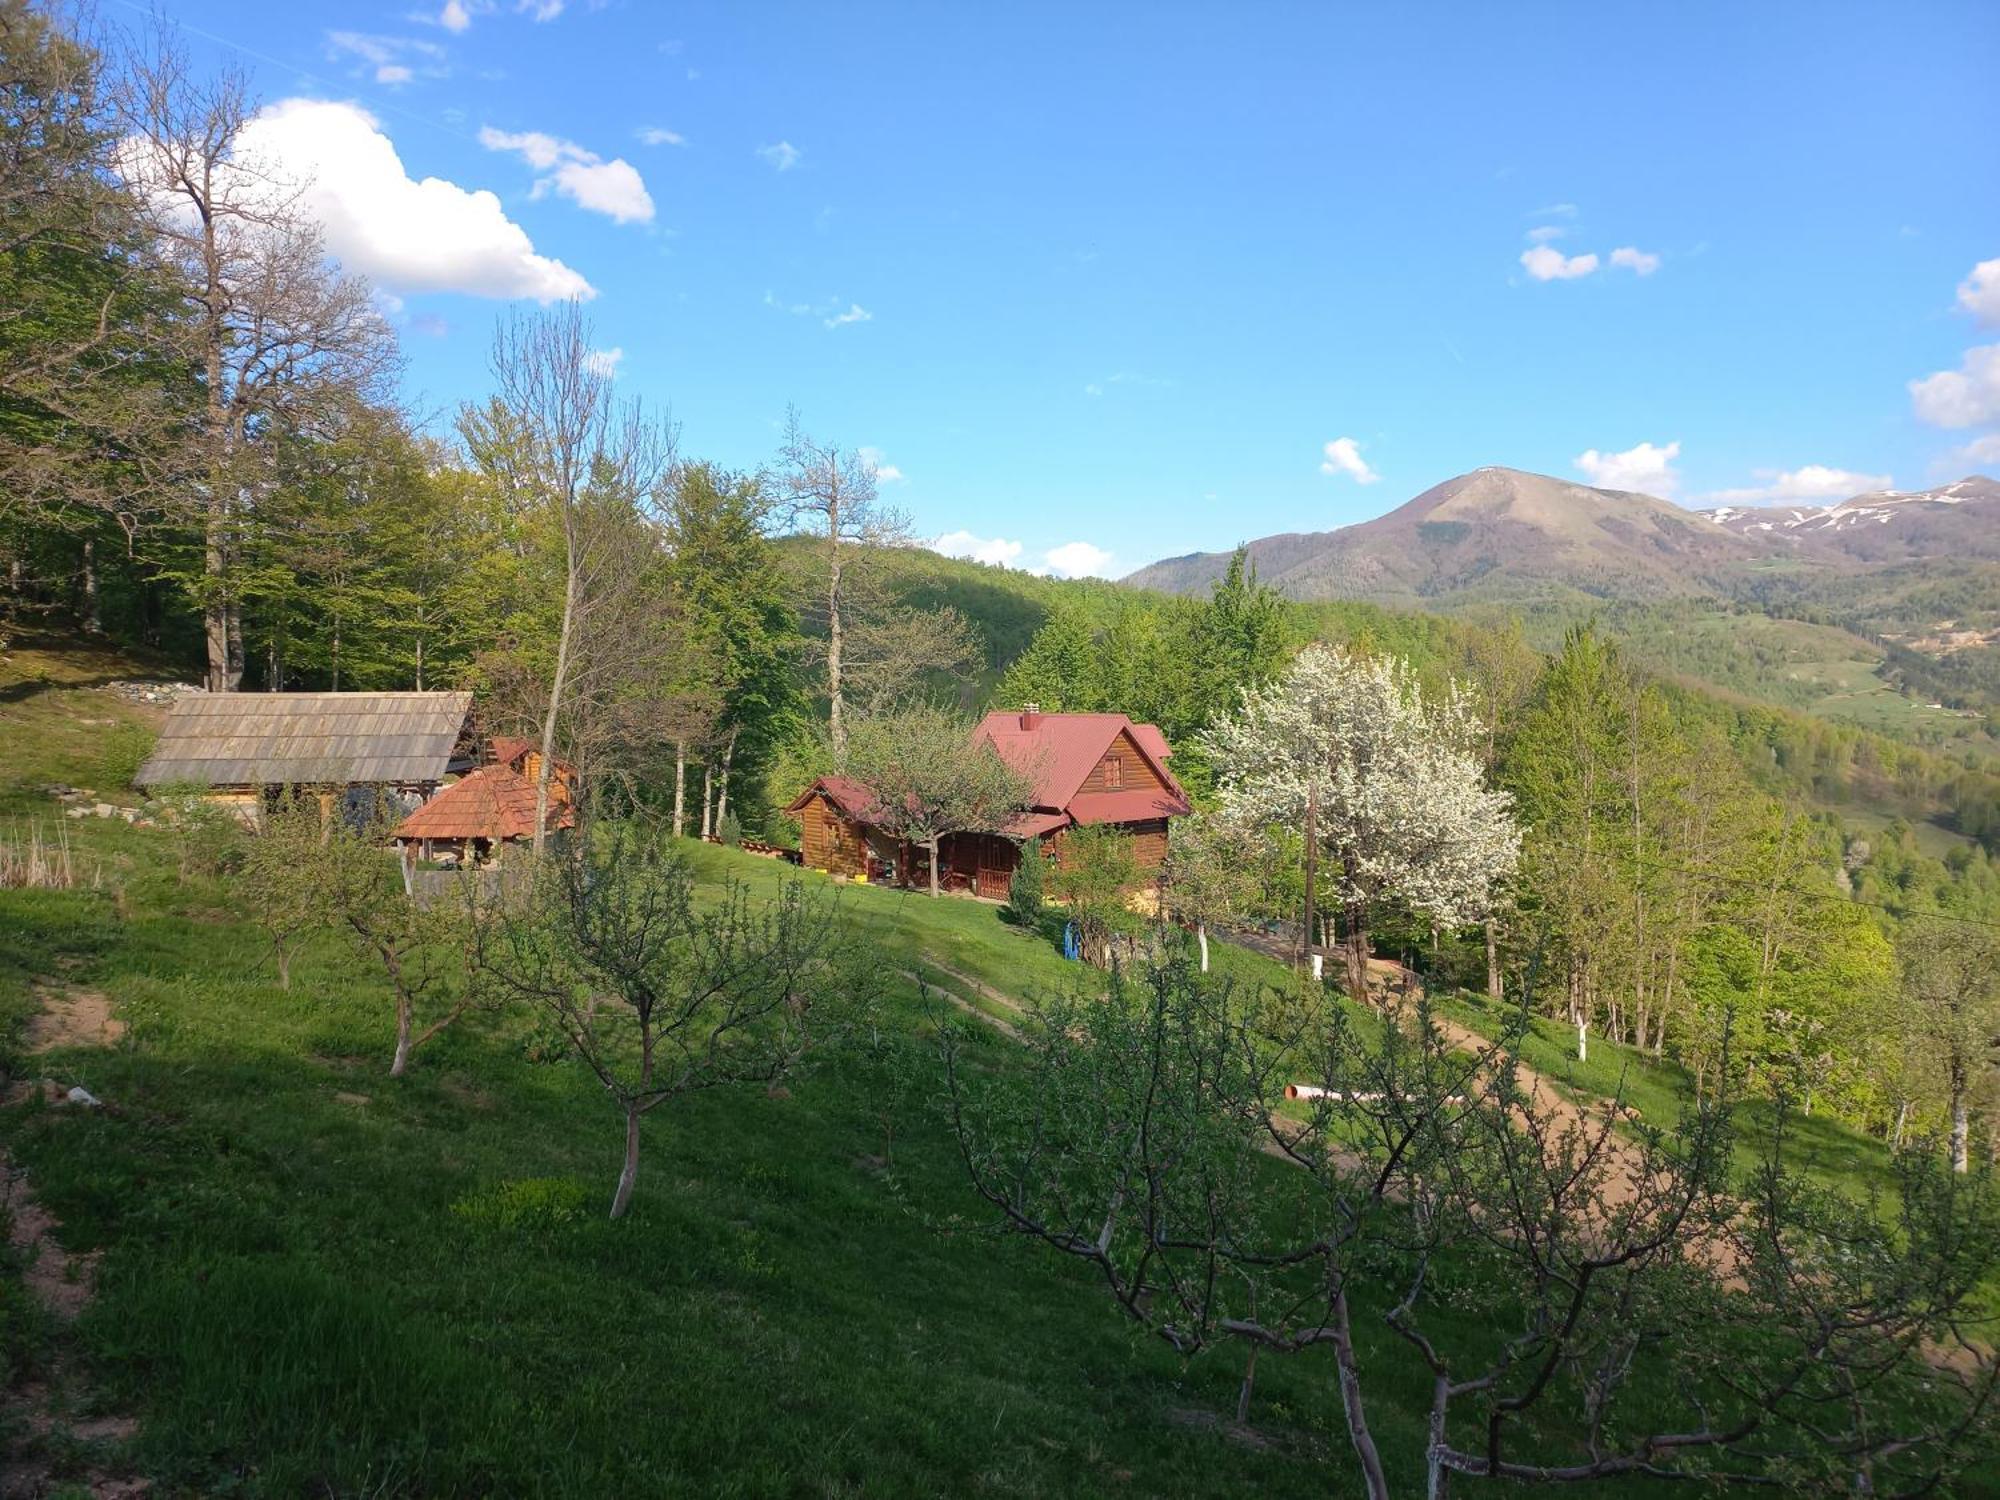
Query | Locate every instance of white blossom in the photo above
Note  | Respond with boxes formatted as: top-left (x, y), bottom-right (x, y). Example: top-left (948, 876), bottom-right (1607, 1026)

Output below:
top-left (1199, 643), bottom-right (1519, 928)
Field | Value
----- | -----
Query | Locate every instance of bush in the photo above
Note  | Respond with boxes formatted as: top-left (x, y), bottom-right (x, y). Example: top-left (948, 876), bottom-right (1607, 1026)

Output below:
top-left (102, 722), bottom-right (157, 791)
top-left (717, 811), bottom-right (743, 847)
top-left (1002, 838), bottom-right (1044, 929)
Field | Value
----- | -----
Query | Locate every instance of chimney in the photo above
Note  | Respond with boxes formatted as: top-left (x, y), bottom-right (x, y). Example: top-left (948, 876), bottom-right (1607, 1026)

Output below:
top-left (1020, 703), bottom-right (1043, 730)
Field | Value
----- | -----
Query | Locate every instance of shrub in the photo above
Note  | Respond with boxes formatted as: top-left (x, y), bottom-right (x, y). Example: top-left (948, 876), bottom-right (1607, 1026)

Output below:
top-left (717, 811), bottom-right (743, 847)
top-left (1002, 837), bottom-right (1044, 929)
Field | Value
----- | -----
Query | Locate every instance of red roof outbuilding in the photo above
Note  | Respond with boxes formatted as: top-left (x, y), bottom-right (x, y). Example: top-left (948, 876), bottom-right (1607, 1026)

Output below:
top-left (393, 762), bottom-right (575, 843)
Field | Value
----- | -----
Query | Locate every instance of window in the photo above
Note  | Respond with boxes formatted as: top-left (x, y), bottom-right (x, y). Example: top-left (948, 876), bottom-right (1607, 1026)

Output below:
top-left (1103, 755), bottom-right (1123, 788)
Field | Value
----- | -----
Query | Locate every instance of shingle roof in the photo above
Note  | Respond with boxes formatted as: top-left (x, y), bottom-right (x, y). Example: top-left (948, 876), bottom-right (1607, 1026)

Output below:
top-left (393, 762), bottom-right (573, 842)
top-left (135, 691), bottom-right (473, 788)
top-left (784, 775), bottom-right (881, 819)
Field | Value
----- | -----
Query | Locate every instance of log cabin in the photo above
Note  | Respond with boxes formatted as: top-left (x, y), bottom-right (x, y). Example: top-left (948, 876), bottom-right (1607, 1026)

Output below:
top-left (786, 706), bottom-right (1190, 898)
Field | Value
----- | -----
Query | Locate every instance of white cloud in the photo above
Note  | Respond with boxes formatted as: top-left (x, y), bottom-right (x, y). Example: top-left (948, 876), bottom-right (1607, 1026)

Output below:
top-left (1044, 541), bottom-right (1115, 579)
top-left (858, 446), bottom-right (904, 483)
top-left (583, 346), bottom-right (623, 377)
top-left (438, 1), bottom-right (475, 33)
top-left (1084, 382), bottom-right (1103, 397)
top-left (932, 530), bottom-right (1022, 567)
top-left (1610, 245), bottom-right (1661, 276)
top-left (1944, 433), bottom-right (2000, 469)
top-left (1318, 436), bottom-right (1380, 484)
top-left (1910, 344), bottom-right (2000, 428)
top-left (1530, 202), bottom-right (1579, 219)
top-left (1575, 440), bottom-right (1681, 496)
top-left (1706, 464), bottom-right (1892, 505)
top-left (756, 141), bottom-right (801, 172)
top-left (325, 31), bottom-right (445, 85)
top-left (1520, 245), bottom-right (1599, 281)
top-left (1525, 224), bottom-right (1566, 244)
top-left (478, 126), bottom-right (654, 224)
top-left (1959, 258), bottom-right (2000, 328)
top-left (520, 0), bottom-right (564, 19)
top-left (823, 302), bottom-right (871, 328)
top-left (637, 126), bottom-right (685, 147)
top-left (122, 98), bottom-right (593, 303)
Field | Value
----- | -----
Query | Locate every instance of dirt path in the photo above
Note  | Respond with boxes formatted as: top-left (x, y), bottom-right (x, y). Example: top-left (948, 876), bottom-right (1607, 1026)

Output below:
top-left (1, 983), bottom-right (146, 1497)
top-left (897, 965), bottom-right (1025, 1040)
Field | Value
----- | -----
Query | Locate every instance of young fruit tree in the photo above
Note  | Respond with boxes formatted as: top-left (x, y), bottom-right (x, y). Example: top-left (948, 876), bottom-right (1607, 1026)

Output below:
top-left (236, 788), bottom-right (326, 989)
top-left (841, 705), bottom-right (1036, 897)
top-left (1159, 812), bottom-right (1259, 972)
top-left (309, 797), bottom-right (491, 1077)
top-left (937, 958), bottom-right (2000, 1498)
top-left (490, 834), bottom-right (866, 1218)
top-left (1200, 643), bottom-right (1519, 1004)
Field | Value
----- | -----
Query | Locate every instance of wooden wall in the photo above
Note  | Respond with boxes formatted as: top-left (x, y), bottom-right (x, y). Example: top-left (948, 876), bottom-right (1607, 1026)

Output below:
top-left (1078, 729), bottom-right (1172, 797)
top-left (799, 794), bottom-right (869, 878)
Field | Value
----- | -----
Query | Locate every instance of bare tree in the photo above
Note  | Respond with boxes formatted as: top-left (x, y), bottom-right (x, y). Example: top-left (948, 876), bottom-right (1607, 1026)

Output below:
top-left (480, 302), bottom-right (673, 852)
top-left (112, 17), bottom-right (400, 691)
top-left (490, 834), bottom-right (866, 1218)
top-left (940, 958), bottom-right (2000, 1496)
top-left (772, 409), bottom-right (909, 754)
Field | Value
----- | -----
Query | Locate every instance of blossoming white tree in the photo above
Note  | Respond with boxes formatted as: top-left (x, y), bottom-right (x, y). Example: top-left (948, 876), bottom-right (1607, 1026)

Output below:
top-left (1200, 643), bottom-right (1520, 1002)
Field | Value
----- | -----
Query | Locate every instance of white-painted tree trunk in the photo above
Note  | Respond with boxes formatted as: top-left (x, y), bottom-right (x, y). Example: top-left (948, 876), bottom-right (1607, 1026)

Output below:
top-left (1196, 922), bottom-right (1210, 973)
top-left (1575, 1016), bottom-right (1588, 1062)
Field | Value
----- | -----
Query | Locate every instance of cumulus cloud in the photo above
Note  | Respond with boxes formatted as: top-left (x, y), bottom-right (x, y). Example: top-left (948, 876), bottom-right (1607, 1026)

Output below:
top-left (756, 141), bottom-right (801, 171)
top-left (1044, 541), bottom-right (1115, 579)
top-left (479, 126), bottom-right (654, 224)
top-left (583, 346), bottom-right (623, 377)
top-left (1706, 464), bottom-right (1892, 505)
top-left (637, 126), bottom-right (685, 147)
top-left (122, 98), bottom-right (593, 303)
top-left (1575, 440), bottom-right (1681, 496)
top-left (1610, 245), bottom-right (1661, 276)
top-left (823, 302), bottom-right (871, 329)
top-left (1525, 224), bottom-right (1567, 244)
top-left (1909, 344), bottom-right (2000, 428)
top-left (932, 530), bottom-right (1022, 567)
top-left (1959, 258), bottom-right (2000, 328)
top-left (438, 1), bottom-right (475, 32)
top-left (1319, 436), bottom-right (1380, 484)
top-left (858, 446), bottom-right (904, 483)
top-left (1521, 244), bottom-right (1599, 281)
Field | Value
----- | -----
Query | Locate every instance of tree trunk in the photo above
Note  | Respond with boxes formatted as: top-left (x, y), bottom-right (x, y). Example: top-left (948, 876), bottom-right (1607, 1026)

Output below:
top-left (1300, 782), bottom-right (1317, 974)
top-left (1343, 891), bottom-right (1370, 1007)
top-left (1951, 1086), bottom-right (1969, 1174)
top-left (610, 1102), bottom-right (642, 1219)
top-left (1892, 1097), bottom-right (1910, 1150)
top-left (274, 939), bottom-right (292, 991)
top-left (1235, 1339), bottom-right (1260, 1426)
top-left (701, 763), bottom-right (714, 840)
top-left (1329, 1288), bottom-right (1392, 1500)
top-left (82, 538), bottom-right (100, 634)
top-left (673, 739), bottom-right (686, 837)
top-left (1575, 1014), bottom-right (1588, 1063)
top-left (826, 544), bottom-right (846, 755)
top-left (927, 834), bottom-right (941, 896)
top-left (1197, 921), bottom-right (1210, 973)
top-left (1484, 917), bottom-right (1500, 1002)
top-left (390, 987), bottom-right (412, 1077)
top-left (533, 558), bottom-right (580, 858)
top-left (717, 726), bottom-right (738, 827)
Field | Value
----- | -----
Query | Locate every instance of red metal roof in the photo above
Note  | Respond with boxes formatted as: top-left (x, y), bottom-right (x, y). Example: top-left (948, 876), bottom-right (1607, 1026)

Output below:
top-left (970, 711), bottom-right (1184, 810)
top-left (1068, 788), bottom-right (1190, 825)
top-left (999, 809), bottom-right (1070, 838)
top-left (489, 735), bottom-right (535, 769)
top-left (783, 775), bottom-right (881, 820)
top-left (394, 763), bottom-right (575, 842)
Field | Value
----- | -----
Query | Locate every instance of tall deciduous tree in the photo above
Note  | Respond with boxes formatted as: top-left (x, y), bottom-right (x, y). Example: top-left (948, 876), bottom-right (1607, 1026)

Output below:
top-left (1201, 642), bottom-right (1519, 1004)
top-left (772, 409), bottom-right (908, 754)
top-left (1900, 927), bottom-right (2000, 1173)
top-left (480, 301), bottom-right (672, 851)
top-left (113, 20), bottom-right (399, 690)
top-left (1160, 812), bottom-right (1259, 972)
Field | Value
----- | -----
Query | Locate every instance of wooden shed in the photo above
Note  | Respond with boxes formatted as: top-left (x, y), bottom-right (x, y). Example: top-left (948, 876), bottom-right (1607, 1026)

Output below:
top-left (134, 690), bottom-right (475, 821)
top-left (391, 738), bottom-right (575, 866)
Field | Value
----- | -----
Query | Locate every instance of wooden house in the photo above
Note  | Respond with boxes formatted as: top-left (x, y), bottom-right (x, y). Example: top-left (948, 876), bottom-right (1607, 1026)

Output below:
top-left (786, 707), bottom-right (1190, 898)
top-left (134, 691), bottom-right (475, 822)
top-left (391, 737), bottom-right (575, 867)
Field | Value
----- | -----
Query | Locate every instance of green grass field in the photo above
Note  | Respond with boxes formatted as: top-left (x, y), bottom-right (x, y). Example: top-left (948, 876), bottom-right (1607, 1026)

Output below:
top-left (0, 645), bottom-right (1983, 1496)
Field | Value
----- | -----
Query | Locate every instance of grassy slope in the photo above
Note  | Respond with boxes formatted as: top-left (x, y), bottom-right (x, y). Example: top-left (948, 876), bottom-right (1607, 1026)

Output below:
top-left (0, 646), bottom-right (1954, 1496)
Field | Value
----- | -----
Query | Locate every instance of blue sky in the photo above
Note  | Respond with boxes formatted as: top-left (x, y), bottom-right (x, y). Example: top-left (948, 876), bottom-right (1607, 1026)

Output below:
top-left (149, 0), bottom-right (2000, 576)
